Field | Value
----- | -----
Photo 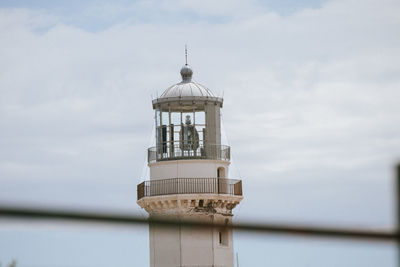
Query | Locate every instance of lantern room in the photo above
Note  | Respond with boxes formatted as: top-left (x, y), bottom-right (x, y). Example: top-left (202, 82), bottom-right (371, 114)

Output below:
top-left (148, 64), bottom-right (230, 163)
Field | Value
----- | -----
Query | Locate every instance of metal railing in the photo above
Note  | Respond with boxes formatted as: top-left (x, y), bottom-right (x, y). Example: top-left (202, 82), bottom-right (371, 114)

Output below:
top-left (147, 144), bottom-right (230, 163)
top-left (137, 178), bottom-right (242, 200)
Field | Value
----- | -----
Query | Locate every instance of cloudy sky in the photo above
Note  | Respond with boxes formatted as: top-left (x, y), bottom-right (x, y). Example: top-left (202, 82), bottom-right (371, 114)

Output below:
top-left (0, 0), bottom-right (399, 266)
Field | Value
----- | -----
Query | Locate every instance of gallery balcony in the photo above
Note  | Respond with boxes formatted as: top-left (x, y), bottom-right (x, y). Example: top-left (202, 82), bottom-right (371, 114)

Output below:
top-left (147, 144), bottom-right (231, 163)
top-left (137, 177), bottom-right (242, 201)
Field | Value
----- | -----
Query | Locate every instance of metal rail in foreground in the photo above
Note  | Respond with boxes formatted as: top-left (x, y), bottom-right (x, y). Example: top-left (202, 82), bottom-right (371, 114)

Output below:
top-left (0, 205), bottom-right (397, 242)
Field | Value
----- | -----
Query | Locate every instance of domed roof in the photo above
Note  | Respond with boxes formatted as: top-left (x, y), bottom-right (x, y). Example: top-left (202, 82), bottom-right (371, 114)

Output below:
top-left (153, 64), bottom-right (223, 107)
top-left (159, 65), bottom-right (215, 98)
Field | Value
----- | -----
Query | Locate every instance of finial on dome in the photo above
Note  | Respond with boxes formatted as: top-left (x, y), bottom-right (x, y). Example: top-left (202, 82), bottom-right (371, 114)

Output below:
top-left (180, 65), bottom-right (193, 82)
top-left (181, 45), bottom-right (193, 82)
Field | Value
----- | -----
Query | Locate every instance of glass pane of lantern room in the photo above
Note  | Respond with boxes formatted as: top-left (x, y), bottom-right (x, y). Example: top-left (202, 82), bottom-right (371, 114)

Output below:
top-left (161, 111), bottom-right (169, 147)
top-left (171, 111), bottom-right (181, 147)
top-left (161, 111), bottom-right (169, 126)
top-left (194, 111), bottom-right (205, 126)
top-left (171, 111), bottom-right (180, 125)
top-left (155, 108), bottom-right (162, 152)
top-left (155, 109), bottom-right (160, 127)
top-left (195, 111), bottom-right (205, 145)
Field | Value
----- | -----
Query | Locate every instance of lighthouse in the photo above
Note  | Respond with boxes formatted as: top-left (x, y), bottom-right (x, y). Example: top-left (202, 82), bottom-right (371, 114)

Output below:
top-left (137, 57), bottom-right (243, 267)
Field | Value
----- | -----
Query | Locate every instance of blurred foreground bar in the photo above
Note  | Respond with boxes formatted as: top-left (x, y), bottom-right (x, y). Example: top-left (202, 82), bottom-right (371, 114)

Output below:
top-left (0, 205), bottom-right (397, 242)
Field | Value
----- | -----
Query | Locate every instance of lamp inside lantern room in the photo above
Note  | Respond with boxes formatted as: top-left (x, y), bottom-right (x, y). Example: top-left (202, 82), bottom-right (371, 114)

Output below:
top-left (180, 115), bottom-right (199, 151)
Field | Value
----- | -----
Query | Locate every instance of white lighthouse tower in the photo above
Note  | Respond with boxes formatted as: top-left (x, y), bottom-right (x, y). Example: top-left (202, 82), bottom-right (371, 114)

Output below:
top-left (137, 57), bottom-right (243, 267)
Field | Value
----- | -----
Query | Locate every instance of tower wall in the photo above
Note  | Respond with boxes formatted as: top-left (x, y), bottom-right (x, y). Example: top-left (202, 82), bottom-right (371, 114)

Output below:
top-left (149, 214), bottom-right (234, 267)
top-left (149, 160), bottom-right (230, 180)
top-left (149, 223), bottom-right (181, 267)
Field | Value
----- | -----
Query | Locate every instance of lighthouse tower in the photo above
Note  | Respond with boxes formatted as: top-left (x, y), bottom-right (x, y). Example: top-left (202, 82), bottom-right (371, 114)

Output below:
top-left (137, 59), bottom-right (243, 267)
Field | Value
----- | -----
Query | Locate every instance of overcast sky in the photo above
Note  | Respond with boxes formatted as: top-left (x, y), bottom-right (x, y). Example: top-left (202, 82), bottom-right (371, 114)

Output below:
top-left (0, 0), bottom-right (399, 266)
